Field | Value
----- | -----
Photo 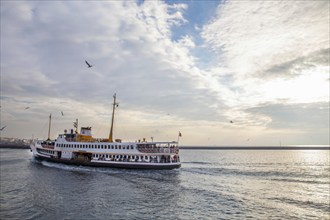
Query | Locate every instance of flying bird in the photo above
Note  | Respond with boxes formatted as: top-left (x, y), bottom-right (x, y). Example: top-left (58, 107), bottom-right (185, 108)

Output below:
top-left (0, 126), bottom-right (7, 131)
top-left (230, 120), bottom-right (234, 123)
top-left (25, 107), bottom-right (30, 110)
top-left (61, 111), bottom-right (64, 116)
top-left (85, 60), bottom-right (93, 68)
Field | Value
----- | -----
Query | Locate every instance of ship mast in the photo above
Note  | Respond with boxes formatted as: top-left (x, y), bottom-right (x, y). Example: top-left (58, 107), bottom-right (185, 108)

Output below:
top-left (47, 114), bottom-right (52, 141)
top-left (109, 93), bottom-right (118, 142)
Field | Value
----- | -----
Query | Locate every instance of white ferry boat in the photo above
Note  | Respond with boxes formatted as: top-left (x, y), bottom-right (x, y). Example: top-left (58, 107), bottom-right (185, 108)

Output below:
top-left (30, 94), bottom-right (181, 169)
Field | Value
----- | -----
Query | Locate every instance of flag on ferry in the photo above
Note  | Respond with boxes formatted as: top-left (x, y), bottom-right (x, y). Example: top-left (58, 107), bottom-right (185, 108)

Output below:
top-left (179, 131), bottom-right (182, 137)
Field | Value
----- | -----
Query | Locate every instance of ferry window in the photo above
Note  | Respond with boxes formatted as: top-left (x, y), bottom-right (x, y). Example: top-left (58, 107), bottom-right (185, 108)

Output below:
top-left (131, 145), bottom-right (133, 149)
top-left (115, 146), bottom-right (117, 149)
top-left (111, 146), bottom-right (114, 149)
top-left (119, 146), bottom-right (121, 150)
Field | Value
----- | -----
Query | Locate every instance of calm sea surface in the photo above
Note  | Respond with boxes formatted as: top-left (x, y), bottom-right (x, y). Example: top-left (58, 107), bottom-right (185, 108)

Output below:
top-left (1, 148), bottom-right (329, 219)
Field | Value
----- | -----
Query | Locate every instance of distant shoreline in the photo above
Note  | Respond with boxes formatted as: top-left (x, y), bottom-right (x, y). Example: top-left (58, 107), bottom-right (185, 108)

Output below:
top-left (0, 144), bottom-right (329, 150)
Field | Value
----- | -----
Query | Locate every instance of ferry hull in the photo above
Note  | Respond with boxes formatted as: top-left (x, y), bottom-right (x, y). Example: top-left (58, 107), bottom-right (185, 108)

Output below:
top-left (34, 154), bottom-right (181, 170)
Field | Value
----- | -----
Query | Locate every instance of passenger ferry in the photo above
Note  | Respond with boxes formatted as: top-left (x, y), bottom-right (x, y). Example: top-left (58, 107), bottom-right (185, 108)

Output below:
top-left (30, 94), bottom-right (181, 169)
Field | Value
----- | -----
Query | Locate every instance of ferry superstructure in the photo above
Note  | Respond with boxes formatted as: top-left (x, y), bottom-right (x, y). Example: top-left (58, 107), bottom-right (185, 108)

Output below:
top-left (30, 94), bottom-right (181, 169)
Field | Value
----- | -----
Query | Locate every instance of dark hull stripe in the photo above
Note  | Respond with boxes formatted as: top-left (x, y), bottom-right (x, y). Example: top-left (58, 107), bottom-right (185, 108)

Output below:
top-left (34, 155), bottom-right (181, 170)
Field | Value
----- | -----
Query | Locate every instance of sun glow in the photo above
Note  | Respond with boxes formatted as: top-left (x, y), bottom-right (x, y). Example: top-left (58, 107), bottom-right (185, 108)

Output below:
top-left (260, 68), bottom-right (329, 103)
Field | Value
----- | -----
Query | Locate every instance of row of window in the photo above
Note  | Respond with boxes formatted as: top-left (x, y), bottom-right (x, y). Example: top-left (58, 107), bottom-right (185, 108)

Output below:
top-left (37, 148), bottom-right (54, 155)
top-left (93, 154), bottom-right (148, 160)
top-left (57, 143), bottom-right (134, 150)
top-left (92, 154), bottom-right (180, 163)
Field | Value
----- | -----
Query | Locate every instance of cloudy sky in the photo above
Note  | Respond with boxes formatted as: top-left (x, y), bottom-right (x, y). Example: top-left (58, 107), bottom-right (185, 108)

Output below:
top-left (1, 0), bottom-right (329, 146)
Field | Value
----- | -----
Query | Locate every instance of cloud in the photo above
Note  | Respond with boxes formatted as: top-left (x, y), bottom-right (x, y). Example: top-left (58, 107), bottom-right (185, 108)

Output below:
top-left (264, 48), bottom-right (330, 79)
top-left (202, 1), bottom-right (329, 79)
top-left (1, 1), bottom-right (329, 145)
top-left (0, 1), bottom-right (225, 139)
top-left (199, 1), bottom-right (329, 111)
top-left (246, 102), bottom-right (329, 130)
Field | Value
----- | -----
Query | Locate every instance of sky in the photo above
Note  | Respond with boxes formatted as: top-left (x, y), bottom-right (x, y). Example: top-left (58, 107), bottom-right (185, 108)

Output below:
top-left (0, 0), bottom-right (329, 146)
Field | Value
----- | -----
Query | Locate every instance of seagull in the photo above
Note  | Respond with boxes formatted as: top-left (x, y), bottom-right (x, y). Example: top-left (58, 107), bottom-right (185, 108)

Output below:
top-left (230, 120), bottom-right (234, 123)
top-left (61, 111), bottom-right (64, 116)
top-left (85, 60), bottom-right (93, 68)
top-left (0, 126), bottom-right (7, 131)
top-left (25, 107), bottom-right (30, 110)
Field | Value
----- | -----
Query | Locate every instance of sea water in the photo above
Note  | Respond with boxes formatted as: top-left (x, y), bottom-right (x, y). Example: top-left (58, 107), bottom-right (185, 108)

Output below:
top-left (0, 148), bottom-right (329, 219)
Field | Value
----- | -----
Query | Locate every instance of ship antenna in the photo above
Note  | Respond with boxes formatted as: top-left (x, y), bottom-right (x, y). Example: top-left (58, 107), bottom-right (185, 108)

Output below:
top-left (109, 93), bottom-right (118, 142)
top-left (47, 114), bottom-right (52, 141)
